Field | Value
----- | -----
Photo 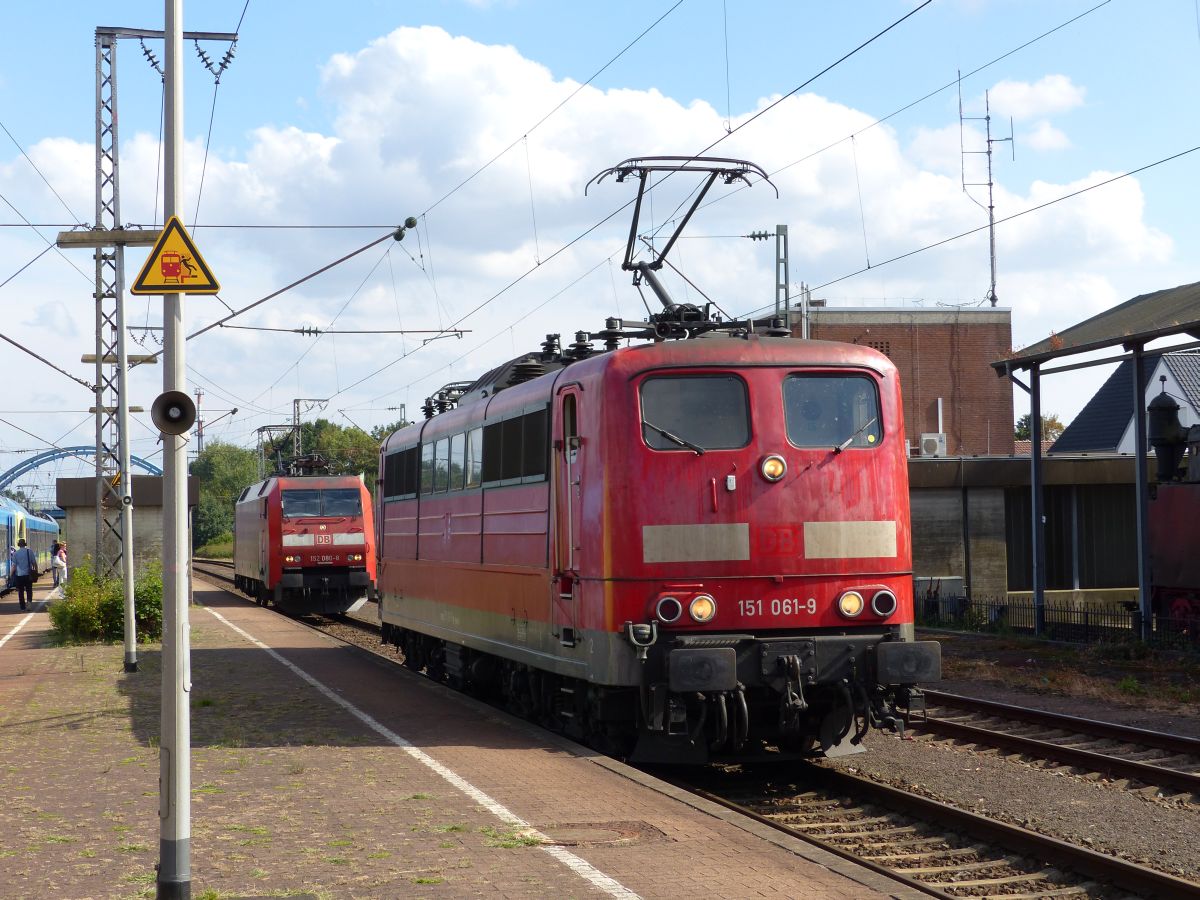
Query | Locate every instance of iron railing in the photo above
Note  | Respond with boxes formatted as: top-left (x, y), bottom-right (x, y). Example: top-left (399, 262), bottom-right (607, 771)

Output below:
top-left (917, 595), bottom-right (1199, 652)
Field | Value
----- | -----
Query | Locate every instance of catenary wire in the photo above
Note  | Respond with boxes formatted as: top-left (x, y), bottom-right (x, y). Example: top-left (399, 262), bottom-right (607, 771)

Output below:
top-left (329, 2), bottom-right (935, 407)
top-left (422, 0), bottom-right (687, 217)
top-left (735, 143), bottom-right (1200, 318)
top-left (0, 118), bottom-right (85, 224)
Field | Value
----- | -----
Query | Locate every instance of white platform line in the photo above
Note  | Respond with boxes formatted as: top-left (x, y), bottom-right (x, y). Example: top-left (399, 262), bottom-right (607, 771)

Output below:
top-left (202, 604), bottom-right (641, 899)
top-left (0, 601), bottom-right (44, 650)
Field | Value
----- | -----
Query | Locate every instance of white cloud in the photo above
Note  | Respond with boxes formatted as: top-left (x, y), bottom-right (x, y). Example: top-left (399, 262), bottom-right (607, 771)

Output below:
top-left (0, 26), bottom-right (1185, 473)
top-left (987, 74), bottom-right (1086, 121)
top-left (1025, 121), bottom-right (1071, 151)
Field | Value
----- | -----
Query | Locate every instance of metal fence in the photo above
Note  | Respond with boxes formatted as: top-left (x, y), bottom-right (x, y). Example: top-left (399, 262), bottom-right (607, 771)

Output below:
top-left (917, 595), bottom-right (1199, 653)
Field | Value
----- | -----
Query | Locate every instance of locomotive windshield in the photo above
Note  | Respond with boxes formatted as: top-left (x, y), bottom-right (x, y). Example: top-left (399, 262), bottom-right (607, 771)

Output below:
top-left (783, 374), bottom-right (881, 449)
top-left (281, 488), bottom-right (362, 518)
top-left (640, 375), bottom-right (749, 451)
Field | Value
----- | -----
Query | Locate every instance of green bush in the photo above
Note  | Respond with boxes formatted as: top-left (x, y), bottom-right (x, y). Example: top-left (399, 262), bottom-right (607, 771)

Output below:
top-left (195, 534), bottom-right (234, 559)
top-left (48, 558), bottom-right (164, 645)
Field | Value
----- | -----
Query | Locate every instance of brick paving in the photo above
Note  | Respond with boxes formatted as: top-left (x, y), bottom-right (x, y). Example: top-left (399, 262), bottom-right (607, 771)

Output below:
top-left (0, 579), bottom-right (919, 899)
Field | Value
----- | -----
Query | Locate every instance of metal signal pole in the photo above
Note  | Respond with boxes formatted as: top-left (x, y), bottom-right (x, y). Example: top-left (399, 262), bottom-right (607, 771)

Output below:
top-left (159, 2), bottom-right (190, 895)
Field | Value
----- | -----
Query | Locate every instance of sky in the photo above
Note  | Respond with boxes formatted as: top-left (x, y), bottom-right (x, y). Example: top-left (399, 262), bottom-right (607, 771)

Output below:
top-left (2, 0), bottom-right (1199, 506)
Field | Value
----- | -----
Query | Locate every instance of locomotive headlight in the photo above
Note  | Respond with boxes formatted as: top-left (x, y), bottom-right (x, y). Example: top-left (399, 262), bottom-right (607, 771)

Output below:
top-left (655, 596), bottom-right (683, 623)
top-left (760, 454), bottom-right (787, 482)
top-left (837, 590), bottom-right (865, 618)
top-left (689, 594), bottom-right (717, 623)
top-left (871, 589), bottom-right (898, 617)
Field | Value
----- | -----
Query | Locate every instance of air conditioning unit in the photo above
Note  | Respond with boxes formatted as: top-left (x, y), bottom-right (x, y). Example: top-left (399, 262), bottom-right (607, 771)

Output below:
top-left (920, 432), bottom-right (947, 457)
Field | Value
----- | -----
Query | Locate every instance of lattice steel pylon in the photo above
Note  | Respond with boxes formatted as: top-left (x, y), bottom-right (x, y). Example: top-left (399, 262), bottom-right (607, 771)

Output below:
top-left (92, 29), bottom-right (134, 581)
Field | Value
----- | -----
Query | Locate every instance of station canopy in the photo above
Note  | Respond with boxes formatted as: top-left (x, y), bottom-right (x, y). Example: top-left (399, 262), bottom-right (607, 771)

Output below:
top-left (993, 279), bottom-right (1200, 374)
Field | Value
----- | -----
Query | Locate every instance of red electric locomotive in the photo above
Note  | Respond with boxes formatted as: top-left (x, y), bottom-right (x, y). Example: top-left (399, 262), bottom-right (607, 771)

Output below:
top-left (376, 157), bottom-right (940, 763)
top-left (233, 473), bottom-right (377, 614)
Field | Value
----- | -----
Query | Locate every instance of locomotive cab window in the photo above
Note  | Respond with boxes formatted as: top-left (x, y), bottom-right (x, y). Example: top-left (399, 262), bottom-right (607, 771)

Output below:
top-left (281, 490), bottom-right (322, 518)
top-left (783, 374), bottom-right (881, 449)
top-left (281, 489), bottom-right (362, 518)
top-left (322, 489), bottom-right (362, 516)
top-left (639, 374), bottom-right (750, 451)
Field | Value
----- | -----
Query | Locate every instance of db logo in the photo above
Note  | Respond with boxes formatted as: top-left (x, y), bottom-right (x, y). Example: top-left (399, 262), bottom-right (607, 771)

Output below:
top-left (755, 526), bottom-right (800, 556)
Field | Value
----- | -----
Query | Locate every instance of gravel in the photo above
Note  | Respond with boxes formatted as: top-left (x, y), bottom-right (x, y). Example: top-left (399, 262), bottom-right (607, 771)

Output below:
top-left (327, 610), bottom-right (1200, 883)
top-left (823, 636), bottom-right (1200, 884)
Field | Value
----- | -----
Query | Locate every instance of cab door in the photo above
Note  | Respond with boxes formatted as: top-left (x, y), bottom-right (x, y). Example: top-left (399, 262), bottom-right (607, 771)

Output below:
top-left (552, 387), bottom-right (583, 645)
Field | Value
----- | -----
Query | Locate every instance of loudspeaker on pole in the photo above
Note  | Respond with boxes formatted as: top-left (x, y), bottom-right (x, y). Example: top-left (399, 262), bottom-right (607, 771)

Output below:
top-left (151, 391), bottom-right (197, 436)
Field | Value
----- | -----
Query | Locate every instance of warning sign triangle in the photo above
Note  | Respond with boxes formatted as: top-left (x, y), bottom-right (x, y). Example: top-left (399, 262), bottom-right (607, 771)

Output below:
top-left (130, 216), bottom-right (220, 295)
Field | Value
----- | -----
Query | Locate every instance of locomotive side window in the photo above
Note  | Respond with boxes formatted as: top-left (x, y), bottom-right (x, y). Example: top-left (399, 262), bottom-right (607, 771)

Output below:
top-left (449, 433), bottom-right (466, 491)
top-left (479, 406), bottom-right (551, 486)
top-left (383, 446), bottom-right (419, 499)
top-left (465, 428), bottom-right (483, 488)
top-left (783, 374), bottom-right (881, 449)
top-left (420, 442), bottom-right (435, 494)
top-left (281, 489), bottom-right (321, 518)
top-left (482, 422), bottom-right (504, 483)
top-left (640, 375), bottom-right (750, 451)
top-left (522, 407), bottom-right (548, 478)
top-left (500, 417), bottom-right (524, 480)
top-left (433, 438), bottom-right (450, 493)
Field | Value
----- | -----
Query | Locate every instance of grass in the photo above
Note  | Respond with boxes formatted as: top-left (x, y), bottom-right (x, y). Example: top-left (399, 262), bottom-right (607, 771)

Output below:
top-left (225, 824), bottom-right (269, 836)
top-left (937, 632), bottom-right (1200, 711)
top-left (116, 843), bottom-right (150, 853)
top-left (413, 876), bottom-right (443, 885)
top-left (479, 825), bottom-right (541, 848)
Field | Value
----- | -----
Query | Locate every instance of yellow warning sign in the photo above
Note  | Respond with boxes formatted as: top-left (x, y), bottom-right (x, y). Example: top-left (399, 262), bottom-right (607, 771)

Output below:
top-left (130, 216), bottom-right (220, 295)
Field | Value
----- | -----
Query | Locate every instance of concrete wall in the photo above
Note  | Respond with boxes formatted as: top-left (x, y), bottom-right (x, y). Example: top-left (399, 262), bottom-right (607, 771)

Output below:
top-left (911, 485), bottom-right (1008, 601)
top-left (56, 476), bottom-right (197, 578)
top-left (908, 456), bottom-right (1142, 604)
top-left (62, 505), bottom-right (172, 577)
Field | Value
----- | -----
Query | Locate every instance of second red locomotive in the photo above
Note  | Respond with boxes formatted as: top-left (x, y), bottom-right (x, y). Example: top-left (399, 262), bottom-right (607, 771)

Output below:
top-left (233, 473), bottom-right (377, 615)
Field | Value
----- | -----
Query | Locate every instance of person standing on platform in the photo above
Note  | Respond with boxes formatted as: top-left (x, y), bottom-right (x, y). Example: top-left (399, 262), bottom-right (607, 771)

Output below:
top-left (50, 538), bottom-right (61, 586)
top-left (52, 541), bottom-right (67, 588)
top-left (11, 539), bottom-right (37, 611)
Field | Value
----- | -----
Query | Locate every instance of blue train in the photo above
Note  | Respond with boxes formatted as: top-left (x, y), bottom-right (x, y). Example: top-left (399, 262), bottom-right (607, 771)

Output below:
top-left (0, 496), bottom-right (60, 590)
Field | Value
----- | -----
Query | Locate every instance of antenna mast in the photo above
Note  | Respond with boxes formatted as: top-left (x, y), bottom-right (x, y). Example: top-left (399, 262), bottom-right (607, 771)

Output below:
top-left (959, 72), bottom-right (1014, 307)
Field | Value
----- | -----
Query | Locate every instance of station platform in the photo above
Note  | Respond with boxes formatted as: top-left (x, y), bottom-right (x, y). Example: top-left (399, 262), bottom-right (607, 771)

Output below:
top-left (0, 577), bottom-right (920, 898)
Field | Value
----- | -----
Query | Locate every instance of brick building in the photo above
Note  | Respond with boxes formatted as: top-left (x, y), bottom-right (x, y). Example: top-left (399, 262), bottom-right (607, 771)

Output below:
top-left (805, 306), bottom-right (1014, 456)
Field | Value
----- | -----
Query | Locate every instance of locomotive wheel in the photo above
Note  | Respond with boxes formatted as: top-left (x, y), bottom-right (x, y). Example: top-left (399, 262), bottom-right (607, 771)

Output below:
top-left (401, 633), bottom-right (423, 672)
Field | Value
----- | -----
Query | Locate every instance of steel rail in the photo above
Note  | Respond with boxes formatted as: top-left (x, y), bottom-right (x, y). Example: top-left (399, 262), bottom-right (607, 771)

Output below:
top-left (924, 689), bottom-right (1200, 755)
top-left (692, 767), bottom-right (1200, 899)
top-left (914, 717), bottom-right (1200, 796)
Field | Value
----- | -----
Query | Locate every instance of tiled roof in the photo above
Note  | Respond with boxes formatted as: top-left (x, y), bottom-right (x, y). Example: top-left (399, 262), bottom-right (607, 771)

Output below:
top-left (1163, 352), bottom-right (1200, 408)
top-left (1050, 353), bottom-right (1164, 454)
top-left (1013, 439), bottom-right (1054, 455)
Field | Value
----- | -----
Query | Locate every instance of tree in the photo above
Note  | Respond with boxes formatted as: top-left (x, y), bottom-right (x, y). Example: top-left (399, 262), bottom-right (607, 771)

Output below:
top-left (1014, 413), bottom-right (1065, 442)
top-left (189, 441), bottom-right (259, 548)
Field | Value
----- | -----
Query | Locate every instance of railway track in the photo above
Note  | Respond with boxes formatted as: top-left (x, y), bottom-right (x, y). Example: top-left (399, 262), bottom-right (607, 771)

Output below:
top-left (190, 564), bottom-right (1200, 897)
top-left (682, 765), bottom-right (1200, 899)
top-left (912, 690), bottom-right (1200, 799)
